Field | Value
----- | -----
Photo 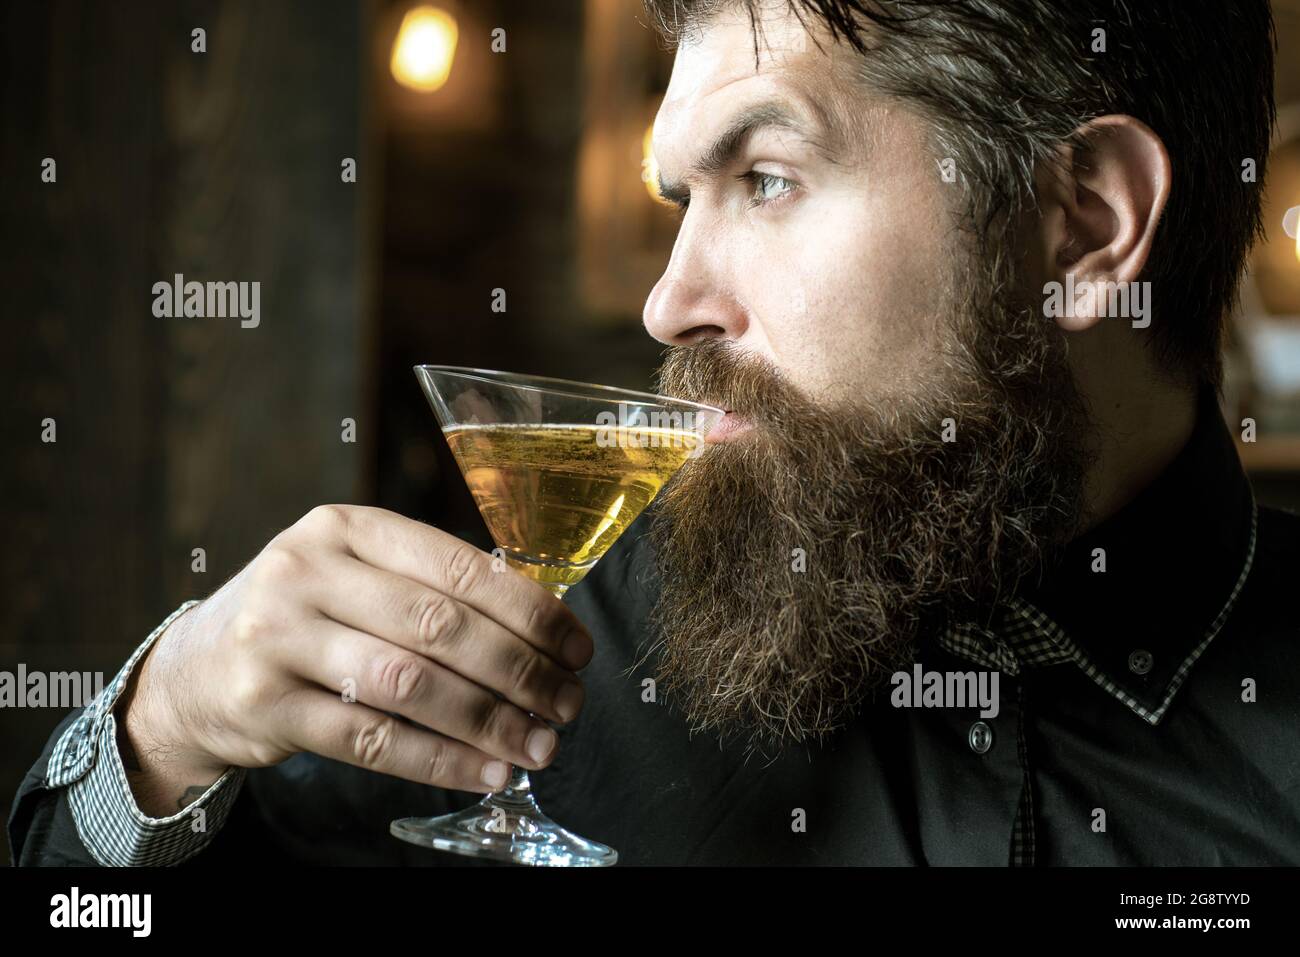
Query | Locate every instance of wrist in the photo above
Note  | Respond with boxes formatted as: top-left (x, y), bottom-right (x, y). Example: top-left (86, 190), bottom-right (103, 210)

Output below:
top-left (117, 611), bottom-right (227, 786)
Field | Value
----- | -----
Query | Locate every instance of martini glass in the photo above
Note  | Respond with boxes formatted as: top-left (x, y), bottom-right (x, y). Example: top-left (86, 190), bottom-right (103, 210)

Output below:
top-left (391, 365), bottom-right (724, 866)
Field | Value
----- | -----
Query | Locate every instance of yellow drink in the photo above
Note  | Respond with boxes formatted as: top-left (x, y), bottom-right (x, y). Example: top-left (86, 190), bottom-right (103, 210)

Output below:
top-left (445, 423), bottom-right (703, 594)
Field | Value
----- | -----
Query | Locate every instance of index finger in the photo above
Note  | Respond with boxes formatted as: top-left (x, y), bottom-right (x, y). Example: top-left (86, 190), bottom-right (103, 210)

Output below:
top-left (299, 505), bottom-right (593, 667)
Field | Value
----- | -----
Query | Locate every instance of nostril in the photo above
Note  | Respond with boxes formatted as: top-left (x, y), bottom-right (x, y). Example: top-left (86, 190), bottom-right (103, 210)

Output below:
top-left (681, 326), bottom-right (728, 345)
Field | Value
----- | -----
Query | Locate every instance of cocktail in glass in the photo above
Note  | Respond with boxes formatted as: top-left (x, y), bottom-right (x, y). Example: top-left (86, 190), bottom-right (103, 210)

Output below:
top-left (390, 365), bottom-right (724, 866)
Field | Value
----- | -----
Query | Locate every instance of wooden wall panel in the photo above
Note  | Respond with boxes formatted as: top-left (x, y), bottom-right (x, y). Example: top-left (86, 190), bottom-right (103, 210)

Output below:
top-left (0, 0), bottom-right (373, 864)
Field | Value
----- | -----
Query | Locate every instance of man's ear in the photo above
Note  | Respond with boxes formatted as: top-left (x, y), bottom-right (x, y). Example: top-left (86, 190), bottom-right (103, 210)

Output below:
top-left (1035, 115), bottom-right (1171, 332)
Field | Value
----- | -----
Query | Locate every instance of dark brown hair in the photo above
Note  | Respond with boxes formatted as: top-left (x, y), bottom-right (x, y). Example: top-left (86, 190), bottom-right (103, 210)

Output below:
top-left (642, 0), bottom-right (1277, 390)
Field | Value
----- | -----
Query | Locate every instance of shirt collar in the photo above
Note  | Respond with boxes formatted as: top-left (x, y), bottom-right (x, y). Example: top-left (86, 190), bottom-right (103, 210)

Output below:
top-left (938, 386), bottom-right (1258, 725)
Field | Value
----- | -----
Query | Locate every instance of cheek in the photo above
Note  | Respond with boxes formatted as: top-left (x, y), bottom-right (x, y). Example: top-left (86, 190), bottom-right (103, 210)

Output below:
top-left (751, 188), bottom-right (951, 401)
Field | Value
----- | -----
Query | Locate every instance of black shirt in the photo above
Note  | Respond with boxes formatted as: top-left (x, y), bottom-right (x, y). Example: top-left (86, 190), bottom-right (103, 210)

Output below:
top-left (10, 388), bottom-right (1300, 865)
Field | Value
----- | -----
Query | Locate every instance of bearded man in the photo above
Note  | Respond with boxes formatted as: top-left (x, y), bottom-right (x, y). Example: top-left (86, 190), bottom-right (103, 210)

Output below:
top-left (11, 0), bottom-right (1299, 867)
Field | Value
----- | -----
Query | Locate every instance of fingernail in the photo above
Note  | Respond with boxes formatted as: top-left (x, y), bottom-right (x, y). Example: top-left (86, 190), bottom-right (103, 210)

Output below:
top-left (561, 629), bottom-right (592, 669)
top-left (554, 681), bottom-right (583, 722)
top-left (526, 727), bottom-right (557, 765)
top-left (482, 761), bottom-right (510, 790)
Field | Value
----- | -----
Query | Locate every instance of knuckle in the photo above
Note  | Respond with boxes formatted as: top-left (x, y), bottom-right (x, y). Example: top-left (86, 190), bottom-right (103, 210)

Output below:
top-left (373, 653), bottom-right (428, 707)
top-left (410, 592), bottom-right (462, 655)
top-left (505, 649), bottom-right (544, 700)
top-left (230, 609), bottom-right (269, 650)
top-left (254, 544), bottom-right (306, 585)
top-left (472, 696), bottom-right (512, 744)
top-left (442, 544), bottom-right (481, 595)
top-left (351, 716), bottom-right (397, 767)
top-left (228, 668), bottom-right (271, 714)
top-left (245, 743), bottom-right (285, 767)
top-left (240, 720), bottom-right (296, 768)
top-left (521, 599), bottom-right (560, 644)
top-left (304, 504), bottom-right (349, 536)
top-left (423, 740), bottom-right (451, 784)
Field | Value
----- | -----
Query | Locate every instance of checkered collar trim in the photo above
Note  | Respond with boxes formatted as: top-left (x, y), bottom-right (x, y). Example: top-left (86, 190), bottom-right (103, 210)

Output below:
top-left (938, 497), bottom-right (1258, 726)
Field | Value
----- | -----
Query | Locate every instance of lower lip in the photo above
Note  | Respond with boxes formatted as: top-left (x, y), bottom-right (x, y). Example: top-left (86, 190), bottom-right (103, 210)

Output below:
top-left (705, 412), bottom-right (754, 444)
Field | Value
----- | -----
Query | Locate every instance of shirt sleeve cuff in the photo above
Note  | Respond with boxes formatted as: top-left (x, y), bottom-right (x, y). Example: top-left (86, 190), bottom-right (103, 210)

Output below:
top-left (46, 599), bottom-right (247, 866)
top-left (67, 712), bottom-right (246, 866)
top-left (46, 599), bottom-right (203, 788)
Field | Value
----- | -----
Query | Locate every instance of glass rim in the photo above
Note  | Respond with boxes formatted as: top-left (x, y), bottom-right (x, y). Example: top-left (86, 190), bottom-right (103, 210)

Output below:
top-left (412, 364), bottom-right (726, 417)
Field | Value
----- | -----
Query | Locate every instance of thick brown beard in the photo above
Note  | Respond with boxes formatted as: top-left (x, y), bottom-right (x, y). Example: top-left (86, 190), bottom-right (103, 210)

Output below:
top-left (644, 259), bottom-right (1093, 758)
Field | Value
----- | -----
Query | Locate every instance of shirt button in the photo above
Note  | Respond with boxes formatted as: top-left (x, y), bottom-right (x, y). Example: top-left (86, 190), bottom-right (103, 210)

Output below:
top-left (968, 721), bottom-right (993, 754)
top-left (1128, 649), bottom-right (1153, 675)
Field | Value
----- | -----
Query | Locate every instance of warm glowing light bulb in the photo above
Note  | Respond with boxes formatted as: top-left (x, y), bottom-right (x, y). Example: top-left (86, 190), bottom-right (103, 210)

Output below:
top-left (1284, 206), bottom-right (1300, 263)
top-left (391, 6), bottom-right (458, 93)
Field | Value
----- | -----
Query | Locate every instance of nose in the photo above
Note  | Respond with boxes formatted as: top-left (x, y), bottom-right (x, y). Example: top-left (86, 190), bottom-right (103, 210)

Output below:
top-left (642, 224), bottom-right (749, 346)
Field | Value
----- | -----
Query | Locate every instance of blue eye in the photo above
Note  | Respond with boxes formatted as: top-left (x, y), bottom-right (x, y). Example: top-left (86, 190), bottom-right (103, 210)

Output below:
top-left (741, 171), bottom-right (797, 208)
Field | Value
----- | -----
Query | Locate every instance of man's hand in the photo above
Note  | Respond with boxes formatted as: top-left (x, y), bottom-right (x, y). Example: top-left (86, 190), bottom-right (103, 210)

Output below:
top-left (115, 505), bottom-right (593, 816)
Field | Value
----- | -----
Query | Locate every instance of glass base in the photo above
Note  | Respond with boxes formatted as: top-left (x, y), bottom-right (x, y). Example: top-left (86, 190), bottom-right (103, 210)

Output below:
top-left (390, 779), bottom-right (617, 867)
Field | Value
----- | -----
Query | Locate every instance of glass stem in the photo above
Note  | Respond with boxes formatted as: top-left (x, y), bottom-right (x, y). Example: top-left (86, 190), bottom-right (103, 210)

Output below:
top-left (483, 751), bottom-right (539, 819)
top-left (501, 766), bottom-right (533, 799)
top-left (480, 579), bottom-right (569, 813)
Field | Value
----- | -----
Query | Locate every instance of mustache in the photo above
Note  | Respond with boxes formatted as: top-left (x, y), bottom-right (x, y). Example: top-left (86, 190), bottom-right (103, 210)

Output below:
top-left (655, 340), bottom-right (808, 423)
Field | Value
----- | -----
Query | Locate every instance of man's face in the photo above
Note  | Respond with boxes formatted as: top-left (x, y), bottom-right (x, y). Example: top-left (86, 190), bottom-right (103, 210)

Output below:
top-left (639, 6), bottom-right (1093, 756)
top-left (643, 5), bottom-right (952, 407)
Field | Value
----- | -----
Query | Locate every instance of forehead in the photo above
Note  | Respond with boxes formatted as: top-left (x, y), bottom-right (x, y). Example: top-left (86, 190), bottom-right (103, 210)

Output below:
top-left (653, 5), bottom-right (869, 158)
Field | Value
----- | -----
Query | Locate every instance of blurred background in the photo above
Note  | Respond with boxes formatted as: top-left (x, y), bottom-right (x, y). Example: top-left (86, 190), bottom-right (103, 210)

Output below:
top-left (2, 0), bottom-right (1299, 864)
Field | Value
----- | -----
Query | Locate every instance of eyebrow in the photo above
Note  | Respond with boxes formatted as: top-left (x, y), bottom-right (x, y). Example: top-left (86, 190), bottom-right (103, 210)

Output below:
top-left (655, 98), bottom-right (840, 209)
